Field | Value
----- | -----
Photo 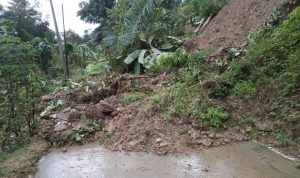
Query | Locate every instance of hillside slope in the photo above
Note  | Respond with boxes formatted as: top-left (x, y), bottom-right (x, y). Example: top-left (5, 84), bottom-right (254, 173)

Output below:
top-left (187, 0), bottom-right (283, 53)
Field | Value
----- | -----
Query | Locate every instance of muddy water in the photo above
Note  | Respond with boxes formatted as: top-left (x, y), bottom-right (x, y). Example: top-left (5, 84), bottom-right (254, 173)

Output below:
top-left (35, 141), bottom-right (300, 178)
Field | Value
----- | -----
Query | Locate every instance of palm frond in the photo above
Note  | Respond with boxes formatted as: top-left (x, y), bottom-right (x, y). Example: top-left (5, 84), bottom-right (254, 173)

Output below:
top-left (102, 32), bottom-right (136, 51)
top-left (124, 0), bottom-right (163, 33)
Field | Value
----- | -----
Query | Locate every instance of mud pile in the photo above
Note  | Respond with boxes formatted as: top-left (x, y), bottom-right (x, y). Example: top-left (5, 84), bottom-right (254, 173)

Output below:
top-left (37, 74), bottom-right (251, 154)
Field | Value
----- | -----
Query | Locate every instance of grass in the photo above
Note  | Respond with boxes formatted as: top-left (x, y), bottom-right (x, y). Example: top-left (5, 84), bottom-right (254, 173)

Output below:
top-left (121, 92), bottom-right (147, 105)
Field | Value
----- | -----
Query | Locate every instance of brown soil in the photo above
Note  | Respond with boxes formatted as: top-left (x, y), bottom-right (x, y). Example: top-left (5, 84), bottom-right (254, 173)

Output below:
top-left (37, 75), bottom-right (250, 154)
top-left (186, 0), bottom-right (284, 55)
top-left (36, 73), bottom-right (299, 163)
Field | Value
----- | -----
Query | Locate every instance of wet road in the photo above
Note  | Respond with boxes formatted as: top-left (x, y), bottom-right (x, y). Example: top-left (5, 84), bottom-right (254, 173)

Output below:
top-left (35, 141), bottom-right (300, 178)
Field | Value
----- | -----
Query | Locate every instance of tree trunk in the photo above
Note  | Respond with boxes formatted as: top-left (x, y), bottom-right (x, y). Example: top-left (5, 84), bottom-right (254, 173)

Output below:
top-left (49, 0), bottom-right (68, 79)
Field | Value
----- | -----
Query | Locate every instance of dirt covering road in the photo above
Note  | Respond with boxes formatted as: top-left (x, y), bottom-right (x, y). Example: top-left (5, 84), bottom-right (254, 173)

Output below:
top-left (37, 74), bottom-right (252, 155)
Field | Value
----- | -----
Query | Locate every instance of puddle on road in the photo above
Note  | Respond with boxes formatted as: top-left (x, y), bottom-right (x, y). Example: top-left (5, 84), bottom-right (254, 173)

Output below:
top-left (35, 141), bottom-right (300, 178)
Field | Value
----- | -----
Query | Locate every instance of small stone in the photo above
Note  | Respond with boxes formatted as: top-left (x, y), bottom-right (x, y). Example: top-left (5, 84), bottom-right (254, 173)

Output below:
top-left (41, 94), bottom-right (54, 102)
top-left (202, 138), bottom-right (213, 147)
top-left (99, 101), bottom-right (114, 113)
top-left (54, 122), bottom-right (67, 132)
top-left (208, 133), bottom-right (215, 138)
top-left (116, 107), bottom-right (122, 111)
top-left (191, 132), bottom-right (200, 140)
top-left (61, 148), bottom-right (67, 153)
top-left (224, 138), bottom-right (231, 143)
top-left (159, 141), bottom-right (169, 147)
top-left (155, 138), bottom-right (162, 143)
top-left (215, 134), bottom-right (223, 138)
top-left (213, 141), bottom-right (221, 147)
top-left (201, 131), bottom-right (210, 135)
top-left (234, 134), bottom-right (244, 142)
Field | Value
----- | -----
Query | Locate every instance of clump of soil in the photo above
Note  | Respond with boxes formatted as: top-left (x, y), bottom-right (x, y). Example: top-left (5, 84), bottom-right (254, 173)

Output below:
top-left (186, 0), bottom-right (283, 54)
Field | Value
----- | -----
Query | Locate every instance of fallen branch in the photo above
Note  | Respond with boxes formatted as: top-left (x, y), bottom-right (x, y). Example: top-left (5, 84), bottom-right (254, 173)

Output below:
top-left (196, 15), bottom-right (213, 35)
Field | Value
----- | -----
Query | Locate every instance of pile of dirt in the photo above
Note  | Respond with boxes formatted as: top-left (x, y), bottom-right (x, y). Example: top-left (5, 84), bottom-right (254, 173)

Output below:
top-left (36, 73), bottom-right (300, 162)
top-left (37, 75), bottom-right (171, 145)
top-left (186, 0), bottom-right (284, 55)
top-left (37, 74), bottom-right (250, 155)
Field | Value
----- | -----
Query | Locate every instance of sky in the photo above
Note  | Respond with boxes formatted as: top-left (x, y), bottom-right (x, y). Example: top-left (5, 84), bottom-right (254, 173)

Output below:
top-left (1, 0), bottom-right (98, 36)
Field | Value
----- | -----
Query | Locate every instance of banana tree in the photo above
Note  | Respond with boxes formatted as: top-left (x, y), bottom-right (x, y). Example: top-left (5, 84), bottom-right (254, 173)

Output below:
top-left (124, 34), bottom-right (166, 75)
top-left (31, 37), bottom-right (53, 74)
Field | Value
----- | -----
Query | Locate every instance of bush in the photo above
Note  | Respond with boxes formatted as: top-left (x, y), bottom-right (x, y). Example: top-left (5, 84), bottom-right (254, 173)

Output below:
top-left (232, 81), bottom-right (257, 98)
top-left (204, 107), bottom-right (229, 128)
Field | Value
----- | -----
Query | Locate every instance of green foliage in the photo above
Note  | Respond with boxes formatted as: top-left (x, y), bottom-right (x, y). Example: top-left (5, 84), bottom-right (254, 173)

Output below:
top-left (40, 100), bottom-right (65, 117)
top-left (0, 32), bottom-right (48, 151)
top-left (86, 62), bottom-right (111, 76)
top-left (1, 0), bottom-right (50, 41)
top-left (186, 0), bottom-right (228, 17)
top-left (274, 130), bottom-right (293, 146)
top-left (152, 49), bottom-right (209, 80)
top-left (204, 107), bottom-right (228, 128)
top-left (232, 81), bottom-right (257, 98)
top-left (71, 120), bottom-right (101, 143)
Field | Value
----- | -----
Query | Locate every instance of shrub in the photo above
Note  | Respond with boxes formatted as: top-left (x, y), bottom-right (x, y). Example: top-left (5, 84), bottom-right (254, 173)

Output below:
top-left (204, 107), bottom-right (229, 128)
top-left (232, 81), bottom-right (257, 98)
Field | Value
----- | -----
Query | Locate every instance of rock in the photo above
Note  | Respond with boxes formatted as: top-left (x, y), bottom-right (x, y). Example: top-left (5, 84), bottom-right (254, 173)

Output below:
top-left (116, 107), bottom-right (123, 112)
top-left (61, 148), bottom-right (67, 153)
top-left (201, 131), bottom-right (210, 135)
top-left (258, 121), bottom-right (274, 132)
top-left (215, 134), bottom-right (223, 138)
top-left (62, 107), bottom-right (71, 113)
top-left (234, 134), bottom-right (244, 142)
top-left (155, 138), bottom-right (162, 143)
top-left (201, 138), bottom-right (213, 147)
top-left (213, 141), bottom-right (221, 147)
top-left (54, 122), bottom-right (67, 132)
top-left (191, 131), bottom-right (201, 140)
top-left (99, 101), bottom-right (114, 113)
top-left (208, 133), bottom-right (215, 138)
top-left (50, 109), bottom-right (81, 122)
top-left (74, 105), bottom-right (87, 111)
top-left (224, 138), bottom-right (231, 143)
top-left (159, 141), bottom-right (169, 147)
top-left (41, 94), bottom-right (54, 102)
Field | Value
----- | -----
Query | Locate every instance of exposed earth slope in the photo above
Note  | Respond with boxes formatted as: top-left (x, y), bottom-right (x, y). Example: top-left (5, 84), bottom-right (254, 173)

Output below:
top-left (187, 0), bottom-right (283, 53)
